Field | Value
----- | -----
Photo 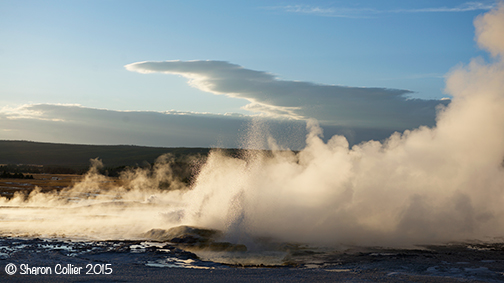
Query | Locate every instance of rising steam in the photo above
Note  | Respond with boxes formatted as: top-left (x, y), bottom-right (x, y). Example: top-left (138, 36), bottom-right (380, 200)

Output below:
top-left (1, 4), bottom-right (504, 247)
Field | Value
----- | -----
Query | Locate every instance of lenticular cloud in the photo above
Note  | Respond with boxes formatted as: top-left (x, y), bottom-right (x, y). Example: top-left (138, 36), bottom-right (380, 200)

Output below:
top-left (125, 60), bottom-right (446, 131)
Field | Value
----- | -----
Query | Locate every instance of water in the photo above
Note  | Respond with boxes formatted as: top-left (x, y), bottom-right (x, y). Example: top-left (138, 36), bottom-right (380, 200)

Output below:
top-left (1, 235), bottom-right (504, 282)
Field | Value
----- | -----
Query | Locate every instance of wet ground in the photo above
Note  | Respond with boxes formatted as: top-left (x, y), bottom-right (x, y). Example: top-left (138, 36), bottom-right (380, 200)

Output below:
top-left (1, 236), bottom-right (503, 282)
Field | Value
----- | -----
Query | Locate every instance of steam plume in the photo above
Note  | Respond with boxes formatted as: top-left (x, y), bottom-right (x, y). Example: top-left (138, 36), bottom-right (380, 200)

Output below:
top-left (179, 3), bottom-right (504, 246)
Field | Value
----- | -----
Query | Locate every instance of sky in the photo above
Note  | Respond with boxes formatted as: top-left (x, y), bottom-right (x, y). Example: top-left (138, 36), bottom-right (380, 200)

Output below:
top-left (0, 0), bottom-right (498, 148)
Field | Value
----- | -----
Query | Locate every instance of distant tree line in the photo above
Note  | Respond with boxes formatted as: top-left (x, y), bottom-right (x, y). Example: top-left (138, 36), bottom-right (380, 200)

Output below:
top-left (0, 164), bottom-right (42, 174)
top-left (1, 151), bottom-right (219, 187)
top-left (0, 164), bottom-right (87, 175)
top-left (0, 157), bottom-right (201, 186)
top-left (0, 171), bottom-right (34, 179)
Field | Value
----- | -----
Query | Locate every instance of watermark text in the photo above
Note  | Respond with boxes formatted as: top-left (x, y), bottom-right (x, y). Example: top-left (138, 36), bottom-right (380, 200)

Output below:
top-left (4, 263), bottom-right (113, 275)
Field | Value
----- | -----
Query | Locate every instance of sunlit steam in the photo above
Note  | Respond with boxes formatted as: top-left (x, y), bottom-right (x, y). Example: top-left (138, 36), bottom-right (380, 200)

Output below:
top-left (1, 4), bottom-right (504, 248)
top-left (0, 156), bottom-right (193, 240)
top-left (177, 3), bottom-right (504, 246)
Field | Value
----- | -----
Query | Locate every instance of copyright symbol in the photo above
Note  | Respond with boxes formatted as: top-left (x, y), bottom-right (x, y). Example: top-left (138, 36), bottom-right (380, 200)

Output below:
top-left (5, 263), bottom-right (17, 275)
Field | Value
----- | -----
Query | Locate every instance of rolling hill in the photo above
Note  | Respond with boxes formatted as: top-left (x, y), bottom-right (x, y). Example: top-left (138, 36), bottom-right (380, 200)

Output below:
top-left (0, 140), bottom-right (216, 168)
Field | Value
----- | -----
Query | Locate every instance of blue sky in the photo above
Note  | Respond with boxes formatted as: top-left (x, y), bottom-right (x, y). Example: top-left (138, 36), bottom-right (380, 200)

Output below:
top-left (0, 0), bottom-right (498, 148)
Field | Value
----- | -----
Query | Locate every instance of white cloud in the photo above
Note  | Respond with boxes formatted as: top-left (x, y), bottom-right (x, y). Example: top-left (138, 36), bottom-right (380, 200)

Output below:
top-left (264, 5), bottom-right (378, 18)
top-left (264, 1), bottom-right (496, 18)
top-left (1, 104), bottom-right (67, 121)
top-left (393, 2), bottom-right (496, 13)
top-left (126, 60), bottom-right (448, 131)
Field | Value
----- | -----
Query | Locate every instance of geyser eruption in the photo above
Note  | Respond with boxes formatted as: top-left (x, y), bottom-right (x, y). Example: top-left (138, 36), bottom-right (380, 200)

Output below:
top-left (179, 3), bottom-right (504, 246)
top-left (1, 4), bottom-right (504, 249)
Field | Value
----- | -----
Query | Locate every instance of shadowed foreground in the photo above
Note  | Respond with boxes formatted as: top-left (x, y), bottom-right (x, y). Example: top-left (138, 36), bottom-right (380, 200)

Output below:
top-left (1, 237), bottom-right (502, 282)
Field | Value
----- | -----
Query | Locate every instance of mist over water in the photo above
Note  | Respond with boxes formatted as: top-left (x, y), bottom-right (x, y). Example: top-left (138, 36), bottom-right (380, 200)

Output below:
top-left (2, 5), bottom-right (504, 248)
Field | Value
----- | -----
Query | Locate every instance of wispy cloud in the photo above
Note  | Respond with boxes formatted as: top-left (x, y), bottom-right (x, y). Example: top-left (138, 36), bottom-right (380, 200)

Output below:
top-left (264, 5), bottom-right (380, 18)
top-left (391, 2), bottom-right (496, 13)
top-left (265, 1), bottom-right (496, 18)
top-left (265, 5), bottom-right (378, 18)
